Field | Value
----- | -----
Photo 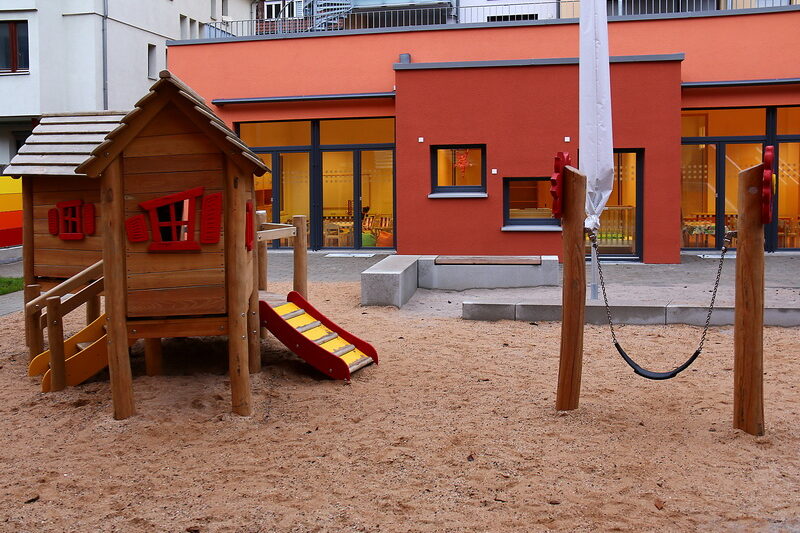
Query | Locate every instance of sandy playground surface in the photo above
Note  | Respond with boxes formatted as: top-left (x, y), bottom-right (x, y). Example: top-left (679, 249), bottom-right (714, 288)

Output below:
top-left (1, 281), bottom-right (799, 532)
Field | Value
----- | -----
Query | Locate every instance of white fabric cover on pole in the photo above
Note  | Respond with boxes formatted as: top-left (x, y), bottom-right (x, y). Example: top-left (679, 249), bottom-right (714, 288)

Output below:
top-left (579, 0), bottom-right (614, 232)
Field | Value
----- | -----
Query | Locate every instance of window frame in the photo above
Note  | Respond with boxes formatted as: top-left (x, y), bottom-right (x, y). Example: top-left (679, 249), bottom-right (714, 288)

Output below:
top-left (430, 144), bottom-right (487, 194)
top-left (139, 187), bottom-right (204, 252)
top-left (502, 176), bottom-right (560, 227)
top-left (1, 20), bottom-right (29, 74)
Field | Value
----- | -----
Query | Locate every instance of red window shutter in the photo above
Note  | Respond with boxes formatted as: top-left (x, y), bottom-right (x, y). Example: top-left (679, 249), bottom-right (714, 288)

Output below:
top-left (245, 200), bottom-right (254, 251)
top-left (199, 192), bottom-right (223, 244)
top-left (125, 214), bottom-right (149, 243)
top-left (82, 203), bottom-right (96, 235)
top-left (47, 209), bottom-right (60, 235)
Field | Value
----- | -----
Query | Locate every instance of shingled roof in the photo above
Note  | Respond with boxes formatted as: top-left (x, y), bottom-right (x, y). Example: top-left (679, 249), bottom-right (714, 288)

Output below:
top-left (6, 70), bottom-right (268, 178)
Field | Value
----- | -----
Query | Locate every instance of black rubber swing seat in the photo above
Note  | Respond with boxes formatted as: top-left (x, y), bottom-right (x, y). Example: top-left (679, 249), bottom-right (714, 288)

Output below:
top-left (614, 342), bottom-right (701, 380)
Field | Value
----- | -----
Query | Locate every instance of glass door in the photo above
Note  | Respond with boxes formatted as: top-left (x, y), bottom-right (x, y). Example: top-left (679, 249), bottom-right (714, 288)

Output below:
top-left (777, 143), bottom-right (800, 249)
top-left (681, 144), bottom-right (718, 248)
top-left (321, 151), bottom-right (355, 248)
top-left (276, 152), bottom-right (310, 247)
top-left (360, 150), bottom-right (394, 248)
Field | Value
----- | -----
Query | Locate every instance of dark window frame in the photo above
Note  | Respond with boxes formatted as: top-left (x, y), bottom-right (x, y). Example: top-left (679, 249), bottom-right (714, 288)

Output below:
top-left (1, 21), bottom-right (29, 73)
top-left (502, 176), bottom-right (559, 226)
top-left (430, 144), bottom-right (487, 194)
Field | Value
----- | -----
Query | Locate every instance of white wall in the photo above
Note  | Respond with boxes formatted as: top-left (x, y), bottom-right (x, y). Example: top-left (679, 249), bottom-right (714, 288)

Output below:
top-left (0, 2), bottom-right (40, 118)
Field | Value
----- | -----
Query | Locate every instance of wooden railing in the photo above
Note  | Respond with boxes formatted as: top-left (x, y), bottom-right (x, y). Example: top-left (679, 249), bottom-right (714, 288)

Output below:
top-left (25, 260), bottom-right (104, 362)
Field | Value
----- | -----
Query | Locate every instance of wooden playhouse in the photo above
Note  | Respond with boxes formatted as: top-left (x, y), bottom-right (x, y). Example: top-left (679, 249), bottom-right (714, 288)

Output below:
top-left (7, 71), bottom-right (377, 419)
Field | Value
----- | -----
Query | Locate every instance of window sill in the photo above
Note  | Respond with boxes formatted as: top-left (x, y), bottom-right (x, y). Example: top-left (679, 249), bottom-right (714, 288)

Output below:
top-left (0, 71), bottom-right (31, 76)
top-left (428, 192), bottom-right (488, 199)
top-left (501, 225), bottom-right (563, 232)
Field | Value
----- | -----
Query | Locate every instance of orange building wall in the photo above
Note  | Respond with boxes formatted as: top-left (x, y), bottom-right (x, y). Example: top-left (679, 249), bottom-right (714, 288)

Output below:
top-left (169, 10), bottom-right (800, 121)
top-left (394, 60), bottom-right (682, 262)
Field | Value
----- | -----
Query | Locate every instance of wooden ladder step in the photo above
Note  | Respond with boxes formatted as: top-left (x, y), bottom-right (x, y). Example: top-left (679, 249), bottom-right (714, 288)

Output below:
top-left (313, 332), bottom-right (339, 345)
top-left (296, 321), bottom-right (321, 333)
top-left (333, 344), bottom-right (355, 357)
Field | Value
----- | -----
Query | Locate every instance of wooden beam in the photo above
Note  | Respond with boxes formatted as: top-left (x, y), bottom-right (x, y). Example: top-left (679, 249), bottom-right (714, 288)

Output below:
top-left (256, 226), bottom-right (296, 241)
top-left (248, 191), bottom-right (261, 374)
top-left (144, 338), bottom-right (163, 377)
top-left (101, 157), bottom-right (136, 419)
top-left (556, 166), bottom-right (587, 411)
top-left (225, 159), bottom-right (252, 416)
top-left (22, 177), bottom-right (34, 288)
top-left (45, 297), bottom-right (66, 392)
top-left (86, 294), bottom-right (102, 325)
top-left (734, 163), bottom-right (765, 436)
top-left (25, 260), bottom-right (103, 315)
top-left (292, 215), bottom-right (308, 299)
top-left (25, 284), bottom-right (43, 360)
top-left (126, 316), bottom-right (228, 338)
top-left (256, 211), bottom-right (268, 292)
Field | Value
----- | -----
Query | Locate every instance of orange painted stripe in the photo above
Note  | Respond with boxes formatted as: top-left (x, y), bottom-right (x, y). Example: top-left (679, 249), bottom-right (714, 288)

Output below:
top-left (0, 210), bottom-right (23, 228)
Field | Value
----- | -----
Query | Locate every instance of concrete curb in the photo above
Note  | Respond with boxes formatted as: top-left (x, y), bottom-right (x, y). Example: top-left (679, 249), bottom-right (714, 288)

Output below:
top-left (463, 300), bottom-right (800, 326)
top-left (0, 246), bottom-right (22, 265)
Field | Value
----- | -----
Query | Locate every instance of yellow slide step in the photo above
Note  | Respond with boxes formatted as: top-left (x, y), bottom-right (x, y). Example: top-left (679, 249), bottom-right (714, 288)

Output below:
top-left (29, 313), bottom-right (107, 377)
top-left (41, 334), bottom-right (109, 393)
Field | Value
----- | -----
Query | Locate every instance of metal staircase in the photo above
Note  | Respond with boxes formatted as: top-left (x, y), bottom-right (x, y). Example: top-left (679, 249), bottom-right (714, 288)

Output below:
top-left (304, 0), bottom-right (354, 29)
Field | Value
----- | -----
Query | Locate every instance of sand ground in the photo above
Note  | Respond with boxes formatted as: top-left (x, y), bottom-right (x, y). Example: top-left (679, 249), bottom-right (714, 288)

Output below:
top-left (1, 279), bottom-right (799, 532)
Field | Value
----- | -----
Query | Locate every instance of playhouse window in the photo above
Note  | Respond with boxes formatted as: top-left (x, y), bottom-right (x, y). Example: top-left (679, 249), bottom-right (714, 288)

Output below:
top-left (503, 177), bottom-right (558, 226)
top-left (139, 187), bottom-right (204, 252)
top-left (56, 200), bottom-right (85, 240)
top-left (431, 145), bottom-right (486, 194)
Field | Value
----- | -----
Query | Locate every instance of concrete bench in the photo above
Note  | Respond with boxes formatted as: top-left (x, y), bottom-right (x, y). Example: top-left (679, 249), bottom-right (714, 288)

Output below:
top-left (360, 255), bottom-right (420, 307)
top-left (418, 255), bottom-right (558, 290)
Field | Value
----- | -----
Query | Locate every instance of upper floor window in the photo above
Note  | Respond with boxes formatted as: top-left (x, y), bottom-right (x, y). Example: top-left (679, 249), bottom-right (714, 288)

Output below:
top-left (0, 21), bottom-right (29, 73)
top-left (431, 145), bottom-right (486, 193)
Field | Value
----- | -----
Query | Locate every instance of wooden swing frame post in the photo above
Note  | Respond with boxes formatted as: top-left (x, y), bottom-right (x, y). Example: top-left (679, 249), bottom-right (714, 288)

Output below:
top-left (733, 164), bottom-right (765, 436)
top-left (556, 166), bottom-right (587, 411)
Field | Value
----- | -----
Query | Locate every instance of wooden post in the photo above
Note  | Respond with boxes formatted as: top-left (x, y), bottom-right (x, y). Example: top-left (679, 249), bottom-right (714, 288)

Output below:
top-left (45, 296), bottom-right (66, 392)
top-left (144, 338), bottom-right (163, 377)
top-left (256, 210), bottom-right (268, 291)
top-left (292, 214), bottom-right (308, 299)
top-left (734, 164), bottom-right (765, 436)
top-left (556, 166), bottom-right (587, 411)
top-left (248, 196), bottom-right (261, 374)
top-left (225, 161), bottom-right (253, 416)
top-left (25, 284), bottom-right (43, 360)
top-left (86, 294), bottom-right (102, 325)
top-left (21, 177), bottom-right (34, 288)
top-left (101, 157), bottom-right (136, 419)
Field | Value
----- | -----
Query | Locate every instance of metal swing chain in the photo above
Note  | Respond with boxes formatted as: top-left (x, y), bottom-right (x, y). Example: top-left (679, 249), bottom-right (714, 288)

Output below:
top-left (588, 230), bottom-right (735, 356)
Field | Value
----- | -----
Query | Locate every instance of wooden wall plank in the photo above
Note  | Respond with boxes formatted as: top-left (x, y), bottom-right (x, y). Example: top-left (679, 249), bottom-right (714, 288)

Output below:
top-left (137, 105), bottom-right (200, 137)
top-left (127, 316), bottom-right (228, 338)
top-left (122, 171), bottom-right (223, 194)
top-left (125, 251), bottom-right (224, 273)
top-left (34, 234), bottom-right (103, 251)
top-left (35, 249), bottom-right (103, 267)
top-left (123, 187), bottom-right (223, 213)
top-left (127, 285), bottom-right (226, 317)
top-left (122, 153), bottom-right (223, 175)
top-left (124, 133), bottom-right (220, 158)
top-left (33, 190), bottom-right (100, 206)
top-left (33, 176), bottom-right (98, 193)
top-left (126, 268), bottom-right (225, 290)
top-left (33, 265), bottom-right (86, 278)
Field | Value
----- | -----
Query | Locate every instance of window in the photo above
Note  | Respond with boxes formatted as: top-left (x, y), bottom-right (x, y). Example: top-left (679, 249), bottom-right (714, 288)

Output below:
top-left (0, 21), bottom-right (29, 73)
top-left (211, 0), bottom-right (217, 19)
top-left (139, 187), bottom-right (204, 251)
top-left (179, 15), bottom-right (188, 39)
top-left (222, 0), bottom-right (229, 16)
top-left (503, 177), bottom-right (557, 226)
top-left (431, 145), bottom-right (486, 193)
top-left (147, 44), bottom-right (157, 79)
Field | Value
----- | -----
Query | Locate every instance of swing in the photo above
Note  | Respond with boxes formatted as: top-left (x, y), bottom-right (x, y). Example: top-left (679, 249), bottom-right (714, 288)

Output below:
top-left (588, 230), bottom-right (733, 380)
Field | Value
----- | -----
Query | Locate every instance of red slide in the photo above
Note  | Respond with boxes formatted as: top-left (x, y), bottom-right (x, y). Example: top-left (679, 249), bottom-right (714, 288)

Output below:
top-left (259, 291), bottom-right (378, 381)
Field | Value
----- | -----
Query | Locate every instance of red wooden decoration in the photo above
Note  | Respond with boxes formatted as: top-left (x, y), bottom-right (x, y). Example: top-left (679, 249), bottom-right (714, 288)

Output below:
top-left (199, 192), bottom-right (223, 244)
top-left (550, 151), bottom-right (571, 219)
top-left (245, 200), bottom-right (254, 251)
top-left (762, 145), bottom-right (775, 225)
top-left (56, 199), bottom-right (85, 240)
top-left (47, 209), bottom-right (59, 235)
top-left (82, 203), bottom-right (96, 236)
top-left (125, 214), bottom-right (149, 243)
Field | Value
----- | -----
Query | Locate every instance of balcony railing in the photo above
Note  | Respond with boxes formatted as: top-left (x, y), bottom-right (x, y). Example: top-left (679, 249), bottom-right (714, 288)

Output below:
top-left (203, 0), bottom-right (796, 39)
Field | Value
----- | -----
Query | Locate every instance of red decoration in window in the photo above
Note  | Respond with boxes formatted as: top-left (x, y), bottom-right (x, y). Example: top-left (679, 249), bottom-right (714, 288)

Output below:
top-left (82, 203), bottom-right (96, 236)
top-left (762, 145), bottom-right (774, 225)
top-left (199, 192), bottom-right (223, 244)
top-left (138, 187), bottom-right (204, 252)
top-left (56, 200), bottom-right (85, 240)
top-left (454, 149), bottom-right (471, 182)
top-left (125, 214), bottom-right (149, 243)
top-left (550, 152), bottom-right (571, 219)
top-left (47, 209), bottom-right (60, 235)
top-left (245, 200), bottom-right (254, 251)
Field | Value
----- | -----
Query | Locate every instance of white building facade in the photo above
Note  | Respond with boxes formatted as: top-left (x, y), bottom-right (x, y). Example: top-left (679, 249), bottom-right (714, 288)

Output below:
top-left (0, 0), bottom-right (253, 170)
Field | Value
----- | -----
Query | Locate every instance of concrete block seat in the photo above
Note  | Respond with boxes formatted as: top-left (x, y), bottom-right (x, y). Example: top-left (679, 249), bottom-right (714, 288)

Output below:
top-left (361, 255), bottom-right (559, 308)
